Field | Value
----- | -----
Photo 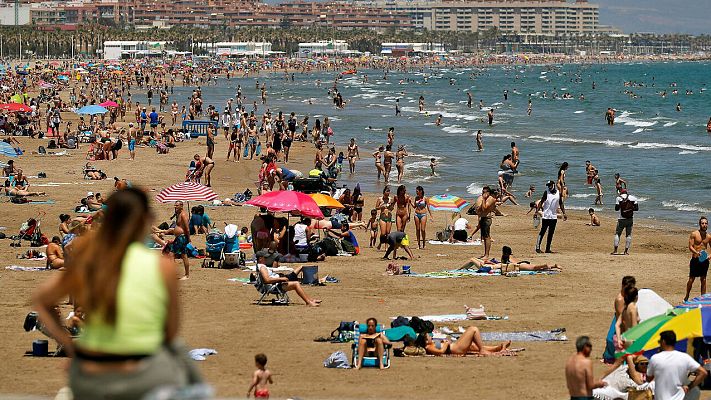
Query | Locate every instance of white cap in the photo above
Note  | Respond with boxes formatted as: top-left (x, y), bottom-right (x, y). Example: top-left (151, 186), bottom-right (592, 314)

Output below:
top-left (87, 191), bottom-right (94, 196)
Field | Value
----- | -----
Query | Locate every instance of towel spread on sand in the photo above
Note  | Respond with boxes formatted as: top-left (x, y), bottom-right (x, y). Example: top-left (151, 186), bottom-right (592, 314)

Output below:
top-left (227, 277), bottom-right (251, 284)
top-left (428, 240), bottom-right (482, 246)
top-left (391, 314), bottom-right (509, 322)
top-left (189, 348), bottom-right (218, 361)
top-left (405, 269), bottom-right (558, 279)
top-left (476, 329), bottom-right (567, 342)
top-left (6, 265), bottom-right (48, 271)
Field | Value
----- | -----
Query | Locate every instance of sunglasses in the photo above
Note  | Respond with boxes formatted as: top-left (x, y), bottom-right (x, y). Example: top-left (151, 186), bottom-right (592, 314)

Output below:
top-left (637, 362), bottom-right (649, 366)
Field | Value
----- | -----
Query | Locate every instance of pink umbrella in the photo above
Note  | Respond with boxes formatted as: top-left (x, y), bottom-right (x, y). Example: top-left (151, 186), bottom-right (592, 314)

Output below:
top-left (99, 100), bottom-right (119, 108)
top-left (246, 190), bottom-right (324, 219)
top-left (155, 182), bottom-right (218, 203)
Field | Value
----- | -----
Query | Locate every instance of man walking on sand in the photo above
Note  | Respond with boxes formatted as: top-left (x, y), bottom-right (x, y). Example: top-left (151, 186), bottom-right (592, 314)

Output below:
top-left (612, 189), bottom-right (638, 255)
top-left (565, 336), bottom-right (606, 400)
top-left (685, 216), bottom-right (710, 301)
top-left (475, 186), bottom-right (497, 259)
top-left (536, 180), bottom-right (566, 253)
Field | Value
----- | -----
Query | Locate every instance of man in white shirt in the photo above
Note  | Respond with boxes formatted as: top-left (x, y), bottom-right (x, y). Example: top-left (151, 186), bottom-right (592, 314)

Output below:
top-left (535, 180), bottom-right (567, 253)
top-left (647, 330), bottom-right (707, 400)
top-left (612, 188), bottom-right (639, 255)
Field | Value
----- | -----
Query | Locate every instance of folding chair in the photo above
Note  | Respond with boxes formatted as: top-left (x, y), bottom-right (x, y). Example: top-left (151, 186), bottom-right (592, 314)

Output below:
top-left (351, 322), bottom-right (392, 368)
top-left (254, 267), bottom-right (290, 305)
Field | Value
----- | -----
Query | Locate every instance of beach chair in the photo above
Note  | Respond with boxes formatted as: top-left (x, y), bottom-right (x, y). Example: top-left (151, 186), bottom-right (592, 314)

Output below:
top-left (351, 322), bottom-right (392, 368)
top-left (254, 267), bottom-right (289, 305)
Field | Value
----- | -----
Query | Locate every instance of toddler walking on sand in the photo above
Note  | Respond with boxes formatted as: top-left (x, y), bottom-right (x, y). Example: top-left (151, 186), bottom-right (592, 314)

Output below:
top-left (247, 353), bottom-right (273, 399)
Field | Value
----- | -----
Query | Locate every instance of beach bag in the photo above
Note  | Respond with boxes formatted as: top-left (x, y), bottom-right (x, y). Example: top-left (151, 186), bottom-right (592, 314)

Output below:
top-left (409, 317), bottom-right (434, 334)
top-left (11, 197), bottom-right (29, 204)
top-left (323, 351), bottom-right (351, 369)
top-left (620, 198), bottom-right (636, 218)
top-left (319, 237), bottom-right (339, 256)
top-left (38, 146), bottom-right (46, 154)
top-left (391, 316), bottom-right (410, 328)
top-left (47, 140), bottom-right (57, 149)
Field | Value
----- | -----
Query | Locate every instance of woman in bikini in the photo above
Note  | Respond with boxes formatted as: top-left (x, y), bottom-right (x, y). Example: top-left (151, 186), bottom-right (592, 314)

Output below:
top-left (373, 146), bottom-right (385, 181)
top-left (413, 186), bottom-right (434, 249)
top-left (194, 154), bottom-right (215, 187)
top-left (383, 144), bottom-right (394, 183)
top-left (351, 184), bottom-right (365, 222)
top-left (374, 186), bottom-right (394, 250)
top-left (460, 245), bottom-right (562, 273)
top-left (394, 185), bottom-right (412, 233)
top-left (417, 327), bottom-right (510, 356)
top-left (395, 145), bottom-right (408, 183)
top-left (557, 162), bottom-right (569, 200)
top-left (227, 126), bottom-right (241, 162)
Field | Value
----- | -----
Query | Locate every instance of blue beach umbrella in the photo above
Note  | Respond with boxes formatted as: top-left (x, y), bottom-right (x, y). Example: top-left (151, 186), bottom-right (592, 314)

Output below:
top-left (76, 105), bottom-right (108, 115)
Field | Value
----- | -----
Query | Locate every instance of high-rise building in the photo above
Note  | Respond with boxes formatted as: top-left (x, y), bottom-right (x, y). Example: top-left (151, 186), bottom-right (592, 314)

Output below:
top-left (361, 0), bottom-right (600, 35)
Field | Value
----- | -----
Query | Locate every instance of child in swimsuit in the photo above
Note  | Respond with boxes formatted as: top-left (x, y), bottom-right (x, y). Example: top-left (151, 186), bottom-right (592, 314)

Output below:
top-left (247, 353), bottom-right (272, 399)
top-left (365, 209), bottom-right (379, 247)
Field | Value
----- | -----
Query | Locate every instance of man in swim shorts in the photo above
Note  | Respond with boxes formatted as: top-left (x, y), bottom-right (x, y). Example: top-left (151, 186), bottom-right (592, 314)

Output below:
top-left (612, 189), bottom-right (638, 255)
top-left (685, 216), bottom-right (710, 301)
top-left (475, 186), bottom-right (497, 259)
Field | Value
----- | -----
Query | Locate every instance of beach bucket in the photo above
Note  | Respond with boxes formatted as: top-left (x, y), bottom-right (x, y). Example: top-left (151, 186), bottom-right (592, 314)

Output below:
top-left (301, 265), bottom-right (319, 285)
top-left (402, 265), bottom-right (411, 274)
top-left (32, 339), bottom-right (48, 357)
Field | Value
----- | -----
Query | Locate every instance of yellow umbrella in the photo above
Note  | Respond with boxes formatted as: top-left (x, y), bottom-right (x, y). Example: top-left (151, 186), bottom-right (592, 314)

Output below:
top-left (308, 193), bottom-right (344, 209)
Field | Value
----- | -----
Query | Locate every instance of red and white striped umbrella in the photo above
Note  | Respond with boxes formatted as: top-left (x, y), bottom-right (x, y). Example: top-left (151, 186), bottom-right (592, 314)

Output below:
top-left (155, 182), bottom-right (218, 203)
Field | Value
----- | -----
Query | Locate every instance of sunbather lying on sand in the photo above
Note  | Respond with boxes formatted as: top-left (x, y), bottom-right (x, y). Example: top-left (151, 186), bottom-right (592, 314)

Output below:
top-left (459, 245), bottom-right (562, 272)
top-left (416, 327), bottom-right (511, 356)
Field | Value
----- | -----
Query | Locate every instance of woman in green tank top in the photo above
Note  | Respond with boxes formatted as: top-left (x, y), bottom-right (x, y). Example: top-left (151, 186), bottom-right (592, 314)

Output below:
top-left (33, 188), bottom-right (199, 400)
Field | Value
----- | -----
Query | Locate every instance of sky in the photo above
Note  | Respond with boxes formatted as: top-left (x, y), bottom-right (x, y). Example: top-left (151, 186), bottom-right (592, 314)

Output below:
top-left (595, 0), bottom-right (711, 34)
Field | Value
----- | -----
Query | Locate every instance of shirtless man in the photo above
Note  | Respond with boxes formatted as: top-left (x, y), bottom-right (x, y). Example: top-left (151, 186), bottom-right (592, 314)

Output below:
top-left (685, 216), bottom-right (710, 301)
top-left (565, 336), bottom-right (606, 400)
top-left (585, 161), bottom-right (597, 185)
top-left (475, 186), bottom-right (497, 259)
top-left (511, 142), bottom-right (519, 166)
top-left (347, 138), bottom-right (360, 174)
top-left (46, 236), bottom-right (64, 270)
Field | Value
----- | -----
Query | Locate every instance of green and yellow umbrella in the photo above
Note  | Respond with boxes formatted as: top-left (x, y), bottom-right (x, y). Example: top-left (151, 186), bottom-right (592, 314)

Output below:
top-left (617, 307), bottom-right (710, 357)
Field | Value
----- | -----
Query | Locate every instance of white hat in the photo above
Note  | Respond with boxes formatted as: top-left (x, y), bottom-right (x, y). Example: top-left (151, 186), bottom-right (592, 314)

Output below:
top-left (87, 191), bottom-right (94, 196)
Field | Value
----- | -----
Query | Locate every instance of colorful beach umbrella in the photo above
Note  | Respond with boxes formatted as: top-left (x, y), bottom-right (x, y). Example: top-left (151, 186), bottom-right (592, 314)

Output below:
top-left (246, 190), bottom-right (324, 219)
top-left (617, 307), bottom-right (707, 357)
top-left (99, 101), bottom-right (119, 108)
top-left (75, 105), bottom-right (108, 115)
top-left (0, 103), bottom-right (31, 113)
top-left (428, 194), bottom-right (469, 212)
top-left (156, 182), bottom-right (218, 203)
top-left (308, 193), bottom-right (344, 209)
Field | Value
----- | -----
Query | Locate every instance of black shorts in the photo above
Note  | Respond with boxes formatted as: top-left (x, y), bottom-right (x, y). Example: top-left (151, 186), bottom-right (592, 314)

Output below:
top-left (690, 258), bottom-right (709, 278)
top-left (453, 230), bottom-right (468, 241)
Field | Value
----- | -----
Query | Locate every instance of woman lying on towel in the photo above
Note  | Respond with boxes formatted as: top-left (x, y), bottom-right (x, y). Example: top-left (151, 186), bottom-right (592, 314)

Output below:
top-left (459, 245), bottom-right (562, 272)
top-left (415, 327), bottom-right (510, 356)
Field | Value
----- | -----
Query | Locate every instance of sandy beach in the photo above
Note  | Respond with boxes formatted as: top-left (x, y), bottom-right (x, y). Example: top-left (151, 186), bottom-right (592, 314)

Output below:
top-left (0, 126), bottom-right (696, 398)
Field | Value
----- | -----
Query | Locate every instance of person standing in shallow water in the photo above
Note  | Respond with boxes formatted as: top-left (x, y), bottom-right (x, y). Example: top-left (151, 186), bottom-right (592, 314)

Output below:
top-left (476, 130), bottom-right (483, 152)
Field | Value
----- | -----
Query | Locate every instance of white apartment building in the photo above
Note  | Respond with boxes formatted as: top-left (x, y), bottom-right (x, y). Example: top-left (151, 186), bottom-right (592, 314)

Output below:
top-left (364, 0), bottom-right (600, 35)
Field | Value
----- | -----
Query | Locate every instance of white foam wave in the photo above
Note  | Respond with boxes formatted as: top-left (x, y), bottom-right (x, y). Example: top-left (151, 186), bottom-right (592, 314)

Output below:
top-left (679, 150), bottom-right (699, 155)
top-left (442, 126), bottom-right (468, 134)
top-left (574, 111), bottom-right (584, 114)
top-left (632, 128), bottom-right (645, 134)
top-left (662, 200), bottom-right (711, 213)
top-left (466, 182), bottom-right (483, 195)
top-left (615, 111), bottom-right (658, 128)
top-left (663, 122), bottom-right (678, 127)
top-left (571, 193), bottom-right (595, 198)
top-left (528, 135), bottom-right (631, 147)
top-left (628, 143), bottom-right (711, 152)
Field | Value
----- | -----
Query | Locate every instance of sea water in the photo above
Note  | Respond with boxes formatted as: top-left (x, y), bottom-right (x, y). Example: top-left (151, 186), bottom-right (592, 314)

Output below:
top-left (136, 61), bottom-right (711, 226)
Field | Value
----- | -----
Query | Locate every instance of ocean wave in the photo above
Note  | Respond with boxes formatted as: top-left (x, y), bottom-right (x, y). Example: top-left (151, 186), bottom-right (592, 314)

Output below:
top-left (528, 135), bottom-right (631, 147)
top-left (442, 125), bottom-right (468, 134)
top-left (574, 111), bottom-right (585, 114)
top-left (615, 111), bottom-right (658, 128)
top-left (679, 150), bottom-right (699, 155)
top-left (661, 200), bottom-right (711, 213)
top-left (628, 143), bottom-right (711, 152)
top-left (632, 128), bottom-right (645, 134)
top-left (466, 182), bottom-right (484, 195)
top-left (571, 193), bottom-right (595, 198)
top-left (663, 122), bottom-right (678, 127)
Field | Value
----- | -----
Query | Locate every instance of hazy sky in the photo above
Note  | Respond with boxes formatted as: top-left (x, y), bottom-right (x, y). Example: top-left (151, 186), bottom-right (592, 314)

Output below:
top-left (595, 0), bottom-right (711, 34)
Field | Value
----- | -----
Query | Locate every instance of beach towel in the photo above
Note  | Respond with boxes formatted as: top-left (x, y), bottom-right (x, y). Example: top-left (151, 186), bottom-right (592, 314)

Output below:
top-left (428, 240), bottom-right (482, 246)
top-left (406, 269), bottom-right (558, 279)
top-left (6, 265), bottom-right (48, 271)
top-left (24, 200), bottom-right (55, 205)
top-left (189, 348), bottom-right (218, 361)
top-left (469, 328), bottom-right (567, 342)
top-left (393, 314), bottom-right (509, 322)
top-left (385, 326), bottom-right (417, 342)
top-left (227, 277), bottom-right (251, 284)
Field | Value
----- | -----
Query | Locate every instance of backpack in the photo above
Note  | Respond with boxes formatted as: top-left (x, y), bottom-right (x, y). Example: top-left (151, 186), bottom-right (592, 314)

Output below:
top-left (38, 146), bottom-right (46, 154)
top-left (620, 197), bottom-right (637, 218)
top-left (47, 140), bottom-right (57, 149)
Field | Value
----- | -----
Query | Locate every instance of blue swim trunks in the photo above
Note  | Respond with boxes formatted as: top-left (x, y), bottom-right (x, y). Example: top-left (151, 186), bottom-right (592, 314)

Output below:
top-left (128, 139), bottom-right (136, 152)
